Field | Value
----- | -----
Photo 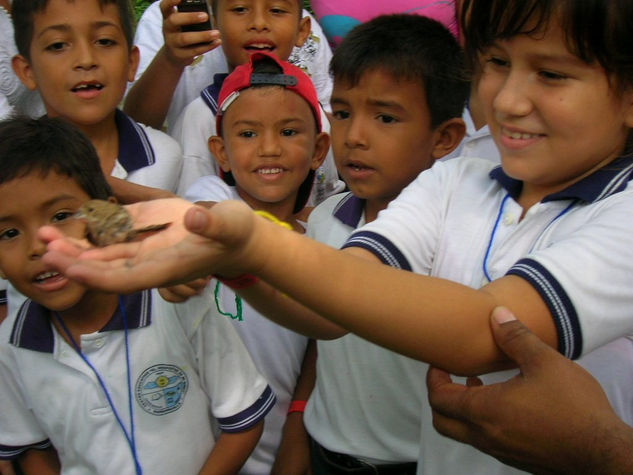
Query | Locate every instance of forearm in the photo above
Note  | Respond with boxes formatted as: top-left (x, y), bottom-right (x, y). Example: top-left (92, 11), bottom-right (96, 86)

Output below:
top-left (16, 448), bottom-right (60, 475)
top-left (237, 217), bottom-right (555, 376)
top-left (123, 47), bottom-right (186, 129)
top-left (198, 421), bottom-right (263, 474)
top-left (108, 177), bottom-right (176, 203)
top-left (591, 418), bottom-right (633, 474)
top-left (237, 281), bottom-right (346, 340)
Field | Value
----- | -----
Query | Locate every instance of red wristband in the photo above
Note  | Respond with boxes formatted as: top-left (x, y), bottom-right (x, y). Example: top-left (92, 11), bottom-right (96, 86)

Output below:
top-left (287, 400), bottom-right (307, 415)
top-left (215, 274), bottom-right (260, 290)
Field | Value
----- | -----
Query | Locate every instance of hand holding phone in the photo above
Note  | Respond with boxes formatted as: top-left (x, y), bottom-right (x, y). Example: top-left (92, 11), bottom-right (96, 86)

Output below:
top-left (177, 0), bottom-right (212, 32)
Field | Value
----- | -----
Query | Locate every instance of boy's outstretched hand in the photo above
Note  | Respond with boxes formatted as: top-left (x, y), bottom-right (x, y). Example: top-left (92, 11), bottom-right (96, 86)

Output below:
top-left (40, 198), bottom-right (258, 293)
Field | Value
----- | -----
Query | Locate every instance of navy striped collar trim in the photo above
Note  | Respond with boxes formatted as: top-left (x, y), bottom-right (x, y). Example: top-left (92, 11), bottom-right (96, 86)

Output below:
top-left (333, 193), bottom-right (365, 227)
top-left (200, 73), bottom-right (229, 114)
top-left (115, 109), bottom-right (156, 173)
top-left (489, 156), bottom-right (633, 203)
top-left (9, 290), bottom-right (152, 353)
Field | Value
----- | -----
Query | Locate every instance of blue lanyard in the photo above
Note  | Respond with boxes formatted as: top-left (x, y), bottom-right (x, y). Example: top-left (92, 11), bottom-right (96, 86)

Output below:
top-left (55, 296), bottom-right (142, 475)
top-left (482, 194), bottom-right (577, 283)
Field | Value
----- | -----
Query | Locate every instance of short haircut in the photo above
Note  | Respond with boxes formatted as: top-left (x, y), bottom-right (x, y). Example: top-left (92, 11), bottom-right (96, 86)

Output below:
top-left (330, 14), bottom-right (469, 128)
top-left (12, 0), bottom-right (135, 59)
top-left (462, 0), bottom-right (633, 91)
top-left (0, 116), bottom-right (113, 200)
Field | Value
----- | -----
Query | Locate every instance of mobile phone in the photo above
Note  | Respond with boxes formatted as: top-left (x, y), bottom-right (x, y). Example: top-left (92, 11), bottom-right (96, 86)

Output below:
top-left (178, 0), bottom-right (212, 32)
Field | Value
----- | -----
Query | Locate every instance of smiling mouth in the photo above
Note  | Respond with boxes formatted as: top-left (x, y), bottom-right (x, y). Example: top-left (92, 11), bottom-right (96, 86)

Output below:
top-left (245, 43), bottom-right (275, 52)
top-left (501, 127), bottom-right (543, 140)
top-left (34, 270), bottom-right (61, 283)
top-left (71, 83), bottom-right (104, 92)
top-left (258, 167), bottom-right (284, 175)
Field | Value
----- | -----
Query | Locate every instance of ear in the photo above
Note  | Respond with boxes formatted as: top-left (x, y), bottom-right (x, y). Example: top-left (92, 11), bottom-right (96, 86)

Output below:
top-left (310, 131), bottom-right (330, 170)
top-left (12, 54), bottom-right (38, 91)
top-left (430, 118), bottom-right (467, 160)
top-left (623, 88), bottom-right (633, 129)
top-left (127, 46), bottom-right (141, 83)
top-left (0, 267), bottom-right (6, 280)
top-left (295, 15), bottom-right (311, 48)
top-left (208, 135), bottom-right (231, 172)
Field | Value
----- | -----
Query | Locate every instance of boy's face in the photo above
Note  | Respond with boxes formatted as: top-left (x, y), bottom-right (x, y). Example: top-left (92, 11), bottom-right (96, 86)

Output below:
top-left (329, 70), bottom-right (441, 210)
top-left (478, 18), bottom-right (633, 198)
top-left (209, 86), bottom-right (328, 211)
top-left (214, 0), bottom-right (310, 69)
top-left (12, 0), bottom-right (139, 128)
top-left (0, 172), bottom-right (89, 311)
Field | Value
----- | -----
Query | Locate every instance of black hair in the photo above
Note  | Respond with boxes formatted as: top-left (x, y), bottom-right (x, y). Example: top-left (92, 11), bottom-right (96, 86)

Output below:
top-left (12, 0), bottom-right (135, 59)
top-left (0, 116), bottom-right (113, 200)
top-left (461, 0), bottom-right (633, 91)
top-left (329, 14), bottom-right (469, 128)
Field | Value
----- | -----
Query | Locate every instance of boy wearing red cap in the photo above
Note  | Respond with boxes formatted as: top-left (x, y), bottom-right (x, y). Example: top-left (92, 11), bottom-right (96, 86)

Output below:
top-left (183, 52), bottom-right (329, 474)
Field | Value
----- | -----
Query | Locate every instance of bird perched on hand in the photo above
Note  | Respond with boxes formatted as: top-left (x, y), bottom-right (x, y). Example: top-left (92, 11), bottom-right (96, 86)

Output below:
top-left (76, 198), bottom-right (170, 247)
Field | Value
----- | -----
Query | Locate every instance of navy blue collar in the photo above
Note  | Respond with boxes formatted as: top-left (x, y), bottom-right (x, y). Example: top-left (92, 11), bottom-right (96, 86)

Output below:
top-left (333, 193), bottom-right (365, 227)
top-left (10, 290), bottom-right (152, 353)
top-left (200, 73), bottom-right (229, 115)
top-left (489, 155), bottom-right (633, 203)
top-left (115, 109), bottom-right (156, 173)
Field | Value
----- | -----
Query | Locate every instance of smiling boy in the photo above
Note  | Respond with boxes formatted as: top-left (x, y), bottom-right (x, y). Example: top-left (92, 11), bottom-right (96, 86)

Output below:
top-left (172, 0), bottom-right (342, 202)
top-left (0, 117), bottom-right (273, 474)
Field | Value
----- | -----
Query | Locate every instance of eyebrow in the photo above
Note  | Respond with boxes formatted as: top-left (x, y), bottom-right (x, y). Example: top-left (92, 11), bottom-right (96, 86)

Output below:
top-left (36, 20), bottom-right (122, 39)
top-left (231, 117), bottom-right (308, 127)
top-left (0, 194), bottom-right (82, 223)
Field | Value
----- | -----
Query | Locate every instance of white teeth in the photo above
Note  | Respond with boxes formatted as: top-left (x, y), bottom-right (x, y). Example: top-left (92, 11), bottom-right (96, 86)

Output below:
top-left (504, 129), bottom-right (539, 140)
top-left (258, 168), bottom-right (282, 175)
top-left (36, 271), bottom-right (59, 281)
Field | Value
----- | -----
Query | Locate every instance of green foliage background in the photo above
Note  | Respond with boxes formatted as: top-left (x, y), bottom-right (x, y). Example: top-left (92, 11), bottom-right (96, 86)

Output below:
top-left (132, 0), bottom-right (313, 22)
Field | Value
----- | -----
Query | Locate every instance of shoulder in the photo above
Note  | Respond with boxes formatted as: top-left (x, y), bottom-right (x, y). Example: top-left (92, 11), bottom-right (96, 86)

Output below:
top-left (184, 175), bottom-right (237, 203)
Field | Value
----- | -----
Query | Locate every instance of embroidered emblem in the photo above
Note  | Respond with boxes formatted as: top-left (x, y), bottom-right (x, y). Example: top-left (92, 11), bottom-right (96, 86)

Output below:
top-left (135, 364), bottom-right (189, 415)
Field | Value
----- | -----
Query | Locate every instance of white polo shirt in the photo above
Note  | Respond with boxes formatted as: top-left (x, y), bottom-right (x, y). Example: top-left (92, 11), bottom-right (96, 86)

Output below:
top-left (0, 288), bottom-right (275, 474)
top-left (186, 176), bottom-right (311, 474)
top-left (112, 110), bottom-right (183, 193)
top-left (344, 156), bottom-right (633, 474)
top-left (131, 3), bottom-right (333, 133)
top-left (304, 192), bottom-right (425, 463)
top-left (172, 80), bottom-right (343, 203)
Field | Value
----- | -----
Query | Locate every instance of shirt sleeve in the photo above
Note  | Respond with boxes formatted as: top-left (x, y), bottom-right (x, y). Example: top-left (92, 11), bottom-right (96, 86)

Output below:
top-left (170, 288), bottom-right (276, 432)
top-left (0, 345), bottom-right (51, 459)
top-left (507, 189), bottom-right (633, 359)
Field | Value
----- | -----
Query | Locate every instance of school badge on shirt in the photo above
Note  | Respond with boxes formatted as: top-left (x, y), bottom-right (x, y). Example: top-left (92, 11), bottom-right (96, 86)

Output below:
top-left (135, 364), bottom-right (189, 415)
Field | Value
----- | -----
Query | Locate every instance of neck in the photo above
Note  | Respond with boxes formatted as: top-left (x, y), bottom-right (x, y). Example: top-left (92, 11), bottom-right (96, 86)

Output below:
top-left (364, 197), bottom-right (392, 223)
top-left (51, 291), bottom-right (120, 347)
top-left (74, 113), bottom-right (120, 176)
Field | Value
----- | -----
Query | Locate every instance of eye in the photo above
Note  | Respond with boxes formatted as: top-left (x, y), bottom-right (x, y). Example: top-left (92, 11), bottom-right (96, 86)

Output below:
top-left (52, 210), bottom-right (75, 223)
top-left (96, 37), bottom-right (116, 47)
top-left (270, 7), bottom-right (288, 14)
top-left (484, 56), bottom-right (509, 69)
top-left (230, 5), bottom-right (248, 13)
top-left (239, 130), bottom-right (257, 138)
top-left (538, 70), bottom-right (567, 81)
top-left (377, 114), bottom-right (397, 124)
top-left (0, 228), bottom-right (19, 241)
top-left (331, 109), bottom-right (350, 120)
top-left (45, 41), bottom-right (67, 52)
top-left (281, 128), bottom-right (297, 136)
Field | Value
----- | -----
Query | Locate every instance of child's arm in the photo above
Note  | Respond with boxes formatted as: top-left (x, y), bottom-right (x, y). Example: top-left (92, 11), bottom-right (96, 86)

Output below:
top-left (271, 340), bottom-right (316, 475)
top-left (16, 448), bottom-right (60, 475)
top-left (123, 0), bottom-right (221, 129)
top-left (41, 200), bottom-right (558, 376)
top-left (198, 421), bottom-right (263, 475)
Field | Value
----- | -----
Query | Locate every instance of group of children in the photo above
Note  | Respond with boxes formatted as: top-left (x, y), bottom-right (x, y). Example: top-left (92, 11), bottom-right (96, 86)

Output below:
top-left (1, 0), bottom-right (633, 473)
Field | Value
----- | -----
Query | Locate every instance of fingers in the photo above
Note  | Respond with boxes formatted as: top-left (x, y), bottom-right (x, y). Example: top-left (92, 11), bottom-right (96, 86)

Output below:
top-left (489, 307), bottom-right (556, 371)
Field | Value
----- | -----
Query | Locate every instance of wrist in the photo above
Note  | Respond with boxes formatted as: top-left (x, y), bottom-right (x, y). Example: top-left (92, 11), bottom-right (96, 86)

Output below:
top-left (287, 400), bottom-right (307, 415)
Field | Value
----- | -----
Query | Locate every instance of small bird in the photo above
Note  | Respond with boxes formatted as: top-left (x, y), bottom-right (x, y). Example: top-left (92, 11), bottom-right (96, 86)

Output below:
top-left (76, 199), bottom-right (170, 247)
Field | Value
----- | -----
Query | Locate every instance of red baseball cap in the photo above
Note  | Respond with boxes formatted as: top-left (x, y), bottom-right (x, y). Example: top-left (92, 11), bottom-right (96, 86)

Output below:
top-left (216, 51), bottom-right (322, 135)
